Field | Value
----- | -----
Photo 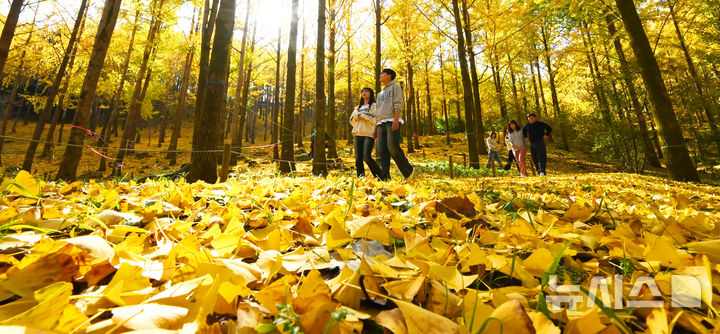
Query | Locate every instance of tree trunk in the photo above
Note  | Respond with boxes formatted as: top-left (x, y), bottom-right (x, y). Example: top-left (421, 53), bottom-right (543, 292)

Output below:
top-left (668, 3), bottom-right (720, 153)
top-left (453, 61), bottom-right (464, 132)
top-left (280, 0), bottom-right (299, 173)
top-left (424, 60), bottom-right (434, 136)
top-left (605, 14), bottom-right (661, 168)
top-left (490, 58), bottom-right (507, 120)
top-left (439, 53), bottom-right (451, 144)
top-left (271, 28), bottom-right (282, 160)
top-left (115, 1), bottom-right (165, 169)
top-left (313, 0), bottom-right (327, 176)
top-left (451, 0), bottom-right (479, 169)
top-left (405, 63), bottom-right (415, 153)
top-left (529, 59), bottom-right (541, 114)
top-left (0, 0), bottom-right (24, 86)
top-left (41, 10), bottom-right (87, 158)
top-left (230, 0), bottom-right (250, 165)
top-left (326, 1), bottom-right (338, 161)
top-left (56, 0), bottom-right (122, 180)
top-left (461, 0), bottom-right (486, 155)
top-left (540, 25), bottom-right (569, 150)
top-left (166, 11), bottom-right (198, 165)
top-left (195, 0), bottom-right (220, 120)
top-left (615, 0), bottom-right (698, 182)
top-left (23, 0), bottom-right (88, 172)
top-left (345, 4), bottom-right (353, 146)
top-left (508, 54), bottom-right (522, 121)
top-left (373, 0), bottom-right (382, 94)
top-left (187, 0), bottom-right (235, 183)
top-left (0, 8), bottom-right (35, 165)
top-left (238, 23), bottom-right (256, 150)
top-left (296, 20), bottom-right (306, 147)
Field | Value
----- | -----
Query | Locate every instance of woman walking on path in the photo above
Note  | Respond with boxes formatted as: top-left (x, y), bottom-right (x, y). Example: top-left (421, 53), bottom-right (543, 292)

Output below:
top-left (485, 132), bottom-right (503, 169)
top-left (350, 88), bottom-right (381, 178)
top-left (505, 120), bottom-right (529, 177)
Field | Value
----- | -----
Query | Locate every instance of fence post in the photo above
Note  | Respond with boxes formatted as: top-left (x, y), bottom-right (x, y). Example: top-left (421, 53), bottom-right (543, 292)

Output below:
top-left (423, 150), bottom-right (426, 160)
top-left (220, 143), bottom-right (231, 182)
top-left (491, 159), bottom-right (496, 177)
top-left (449, 155), bottom-right (454, 179)
top-left (462, 153), bottom-right (467, 168)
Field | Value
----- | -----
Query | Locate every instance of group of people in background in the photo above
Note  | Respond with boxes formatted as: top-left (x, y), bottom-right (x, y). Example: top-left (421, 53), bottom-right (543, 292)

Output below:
top-left (348, 68), bottom-right (552, 179)
top-left (486, 113), bottom-right (553, 177)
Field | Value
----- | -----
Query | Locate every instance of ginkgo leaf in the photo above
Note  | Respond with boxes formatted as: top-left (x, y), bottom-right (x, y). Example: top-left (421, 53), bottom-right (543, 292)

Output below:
top-left (111, 303), bottom-right (188, 330)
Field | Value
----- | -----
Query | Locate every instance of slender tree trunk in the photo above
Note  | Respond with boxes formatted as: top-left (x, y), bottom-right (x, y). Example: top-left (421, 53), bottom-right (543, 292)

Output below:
top-left (187, 0), bottom-right (235, 183)
top-left (230, 0), bottom-right (250, 165)
top-left (529, 59), bottom-right (540, 114)
top-left (271, 28), bottom-right (282, 160)
top-left (115, 1), bottom-right (165, 169)
top-left (461, 0), bottom-right (486, 155)
top-left (313, 0), bottom-right (327, 176)
top-left (615, 0), bottom-right (698, 182)
top-left (296, 20), bottom-right (306, 147)
top-left (326, 2), bottom-right (338, 161)
top-left (374, 0), bottom-right (382, 94)
top-left (0, 0), bottom-right (24, 86)
top-left (195, 0), bottom-right (220, 119)
top-left (533, 42), bottom-right (549, 117)
top-left (414, 88), bottom-right (420, 147)
top-left (345, 4), bottom-right (353, 146)
top-left (508, 54), bottom-right (522, 121)
top-left (451, 0), bottom-right (479, 168)
top-left (490, 59), bottom-right (507, 119)
top-left (42, 10), bottom-right (87, 158)
top-left (424, 60), bottom-right (434, 135)
top-left (668, 4), bottom-right (720, 152)
top-left (540, 25), bottom-right (568, 150)
top-left (238, 23), bottom-right (256, 150)
top-left (0, 8), bottom-right (35, 165)
top-left (280, 0), bottom-right (299, 173)
top-left (23, 0), bottom-right (88, 172)
top-left (56, 0), bottom-right (122, 180)
top-left (439, 53), bottom-right (451, 144)
top-left (166, 11), bottom-right (198, 165)
top-left (453, 61), bottom-right (464, 132)
top-left (405, 63), bottom-right (415, 153)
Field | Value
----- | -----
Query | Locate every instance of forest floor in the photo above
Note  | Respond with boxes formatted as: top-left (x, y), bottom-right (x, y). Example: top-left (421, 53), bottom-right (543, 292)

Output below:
top-left (0, 122), bottom-right (719, 333)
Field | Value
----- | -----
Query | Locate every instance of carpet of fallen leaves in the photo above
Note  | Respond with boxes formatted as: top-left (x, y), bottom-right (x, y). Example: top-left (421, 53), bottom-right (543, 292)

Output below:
top-left (0, 167), bottom-right (719, 333)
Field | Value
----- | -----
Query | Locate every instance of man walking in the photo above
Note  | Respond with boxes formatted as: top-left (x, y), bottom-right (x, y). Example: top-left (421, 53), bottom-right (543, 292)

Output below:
top-left (373, 68), bottom-right (414, 181)
top-left (522, 113), bottom-right (552, 176)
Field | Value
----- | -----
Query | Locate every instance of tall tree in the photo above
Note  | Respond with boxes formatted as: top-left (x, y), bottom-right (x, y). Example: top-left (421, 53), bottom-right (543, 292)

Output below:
top-left (187, 0), bottom-right (236, 183)
top-left (373, 0), bottom-right (383, 93)
top-left (615, 0), bottom-right (698, 182)
top-left (0, 0), bottom-right (24, 85)
top-left (313, 0), bottom-right (328, 176)
top-left (296, 19), bottom-right (306, 147)
top-left (41, 9), bottom-right (88, 158)
top-left (605, 13), bottom-right (661, 168)
top-left (166, 9), bottom-right (199, 165)
top-left (23, 0), bottom-right (89, 172)
top-left (668, 3), bottom-right (720, 153)
top-left (326, 0), bottom-right (341, 162)
top-left (451, 0), bottom-right (480, 169)
top-left (461, 0), bottom-right (486, 155)
top-left (439, 52), bottom-right (451, 144)
top-left (230, 0), bottom-right (251, 165)
top-left (238, 23), bottom-right (257, 150)
top-left (0, 5), bottom-right (35, 165)
top-left (280, 0), bottom-right (299, 173)
top-left (271, 28), bottom-right (282, 160)
top-left (56, 0), bottom-right (123, 180)
top-left (540, 25), bottom-right (568, 150)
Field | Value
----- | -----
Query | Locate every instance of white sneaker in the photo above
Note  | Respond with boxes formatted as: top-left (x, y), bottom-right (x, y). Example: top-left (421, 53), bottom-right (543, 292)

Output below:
top-left (539, 172), bottom-right (546, 176)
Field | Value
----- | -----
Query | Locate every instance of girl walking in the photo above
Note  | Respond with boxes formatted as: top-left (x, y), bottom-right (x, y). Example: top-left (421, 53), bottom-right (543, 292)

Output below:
top-left (349, 88), bottom-right (382, 178)
top-left (505, 120), bottom-right (528, 177)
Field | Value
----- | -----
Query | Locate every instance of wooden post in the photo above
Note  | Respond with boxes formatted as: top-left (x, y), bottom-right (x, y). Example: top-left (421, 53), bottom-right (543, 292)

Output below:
top-left (491, 159), bottom-right (496, 177)
top-left (220, 143), bottom-right (231, 182)
top-left (422, 150), bottom-right (426, 159)
top-left (528, 152), bottom-right (538, 176)
top-left (462, 153), bottom-right (467, 168)
top-left (449, 155), bottom-right (454, 179)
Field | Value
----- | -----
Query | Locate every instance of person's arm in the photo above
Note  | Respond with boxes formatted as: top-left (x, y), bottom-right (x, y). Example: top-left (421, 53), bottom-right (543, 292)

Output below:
top-left (522, 125), bottom-right (529, 139)
top-left (392, 84), bottom-right (404, 131)
top-left (349, 108), bottom-right (358, 121)
top-left (544, 122), bottom-right (553, 136)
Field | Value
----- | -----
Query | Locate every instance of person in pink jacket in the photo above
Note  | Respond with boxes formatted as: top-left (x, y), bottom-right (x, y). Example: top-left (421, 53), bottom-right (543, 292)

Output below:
top-left (350, 88), bottom-right (381, 178)
top-left (505, 120), bottom-right (529, 177)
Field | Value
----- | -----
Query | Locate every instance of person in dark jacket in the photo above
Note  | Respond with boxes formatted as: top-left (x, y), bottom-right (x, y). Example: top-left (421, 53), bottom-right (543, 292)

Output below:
top-left (522, 113), bottom-right (552, 176)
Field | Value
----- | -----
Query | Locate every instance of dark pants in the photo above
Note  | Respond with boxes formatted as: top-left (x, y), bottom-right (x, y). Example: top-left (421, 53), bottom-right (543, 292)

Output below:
top-left (530, 141), bottom-right (548, 174)
top-left (504, 149), bottom-right (520, 171)
top-left (376, 122), bottom-right (414, 180)
top-left (354, 136), bottom-right (381, 178)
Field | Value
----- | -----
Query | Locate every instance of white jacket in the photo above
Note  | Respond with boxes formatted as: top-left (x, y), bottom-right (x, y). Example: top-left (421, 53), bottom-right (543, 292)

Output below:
top-left (486, 136), bottom-right (499, 151)
top-left (350, 103), bottom-right (377, 137)
top-left (505, 131), bottom-right (527, 151)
